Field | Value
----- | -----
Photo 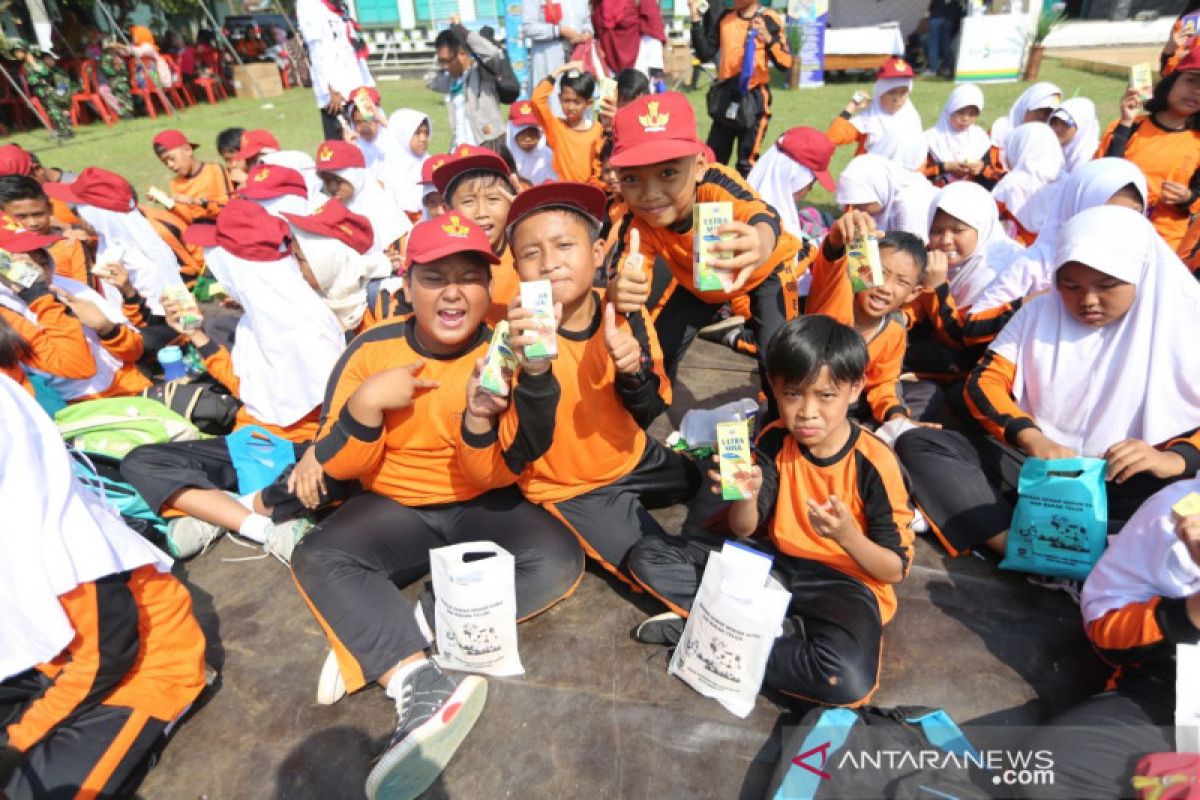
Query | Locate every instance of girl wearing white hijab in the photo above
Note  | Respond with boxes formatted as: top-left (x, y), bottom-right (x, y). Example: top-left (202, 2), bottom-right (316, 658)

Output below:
top-left (990, 81), bottom-right (1062, 151)
top-left (505, 103), bottom-right (556, 187)
top-left (926, 181), bottom-right (1024, 307)
top-left (896, 205), bottom-right (1200, 557)
top-left (974, 158), bottom-right (1147, 311)
top-left (828, 59), bottom-right (923, 154)
top-left (1024, 476), bottom-right (1200, 799)
top-left (120, 199), bottom-right (348, 562)
top-left (924, 84), bottom-right (991, 185)
top-left (1049, 96), bottom-right (1101, 174)
top-left (992, 123), bottom-right (1065, 242)
top-left (0, 371), bottom-right (206, 798)
top-left (835, 153), bottom-right (935, 241)
top-left (282, 198), bottom-right (374, 333)
top-left (384, 109), bottom-right (433, 220)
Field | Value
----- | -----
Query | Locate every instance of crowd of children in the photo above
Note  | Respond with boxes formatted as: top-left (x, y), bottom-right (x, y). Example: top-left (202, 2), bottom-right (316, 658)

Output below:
top-left (3, 39), bottom-right (1200, 800)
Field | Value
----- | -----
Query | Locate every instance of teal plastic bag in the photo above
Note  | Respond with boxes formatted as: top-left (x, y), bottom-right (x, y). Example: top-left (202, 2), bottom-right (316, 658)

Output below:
top-left (225, 425), bottom-right (296, 495)
top-left (1001, 457), bottom-right (1108, 580)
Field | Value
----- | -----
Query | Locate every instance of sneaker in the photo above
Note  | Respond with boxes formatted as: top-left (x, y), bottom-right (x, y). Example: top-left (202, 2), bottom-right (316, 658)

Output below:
top-left (165, 516), bottom-right (225, 559)
top-left (365, 662), bottom-right (488, 800)
top-left (316, 648), bottom-right (347, 706)
top-left (262, 517), bottom-right (314, 565)
top-left (634, 611), bottom-right (685, 646)
top-left (697, 314), bottom-right (746, 343)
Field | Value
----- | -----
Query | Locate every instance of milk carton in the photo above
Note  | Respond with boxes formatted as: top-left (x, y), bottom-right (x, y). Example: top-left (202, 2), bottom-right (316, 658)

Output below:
top-left (479, 320), bottom-right (519, 396)
top-left (519, 280), bottom-right (557, 360)
top-left (717, 419), bottom-right (753, 501)
top-left (847, 234), bottom-right (883, 293)
top-left (694, 201), bottom-right (735, 293)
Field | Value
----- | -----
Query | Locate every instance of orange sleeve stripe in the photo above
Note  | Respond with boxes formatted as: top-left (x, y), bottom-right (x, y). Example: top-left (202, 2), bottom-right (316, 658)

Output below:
top-left (78, 708), bottom-right (154, 799)
top-left (865, 324), bottom-right (906, 422)
top-left (98, 324), bottom-right (144, 364)
top-left (964, 350), bottom-right (1035, 445)
top-left (200, 343), bottom-right (240, 396)
top-left (1087, 597), bottom-right (1164, 651)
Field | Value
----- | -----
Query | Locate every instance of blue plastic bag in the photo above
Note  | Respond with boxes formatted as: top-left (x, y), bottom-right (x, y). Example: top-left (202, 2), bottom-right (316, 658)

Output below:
top-left (224, 425), bottom-right (296, 495)
top-left (1001, 457), bottom-right (1108, 580)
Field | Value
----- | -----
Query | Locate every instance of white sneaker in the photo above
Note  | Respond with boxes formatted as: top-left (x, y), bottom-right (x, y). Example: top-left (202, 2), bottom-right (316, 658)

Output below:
top-left (316, 648), bottom-right (347, 706)
top-left (165, 516), bottom-right (225, 558)
top-left (262, 517), bottom-right (314, 565)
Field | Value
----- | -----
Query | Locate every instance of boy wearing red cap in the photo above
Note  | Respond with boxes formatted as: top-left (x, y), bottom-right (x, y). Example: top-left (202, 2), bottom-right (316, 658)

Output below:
top-left (0, 175), bottom-right (89, 285)
top-left (151, 129), bottom-right (233, 226)
top-left (290, 212), bottom-right (582, 800)
top-left (692, 0), bottom-right (793, 175)
top-left (608, 92), bottom-right (808, 403)
top-left (459, 182), bottom-right (699, 583)
top-left (233, 129), bottom-right (281, 170)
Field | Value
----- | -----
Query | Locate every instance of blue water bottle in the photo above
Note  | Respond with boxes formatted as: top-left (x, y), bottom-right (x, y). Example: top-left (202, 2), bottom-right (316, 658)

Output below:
top-left (157, 345), bottom-right (187, 381)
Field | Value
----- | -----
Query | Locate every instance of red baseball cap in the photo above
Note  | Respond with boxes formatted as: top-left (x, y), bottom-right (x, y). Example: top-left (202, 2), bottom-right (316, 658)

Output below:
top-left (43, 167), bottom-right (135, 212)
top-left (775, 127), bottom-right (836, 192)
top-left (610, 92), bottom-right (705, 168)
top-left (432, 144), bottom-right (511, 197)
top-left (348, 86), bottom-right (382, 107)
top-left (422, 153), bottom-right (451, 184)
top-left (282, 199), bottom-right (373, 255)
top-left (0, 213), bottom-right (62, 252)
top-left (509, 101), bottom-right (540, 130)
top-left (315, 140), bottom-right (365, 172)
top-left (234, 129), bottom-right (280, 161)
top-left (183, 198), bottom-right (290, 261)
top-left (405, 212), bottom-right (500, 271)
top-left (877, 57), bottom-right (915, 80)
top-left (238, 163), bottom-right (308, 200)
top-left (1175, 45), bottom-right (1200, 72)
top-left (505, 182), bottom-right (605, 239)
top-left (152, 129), bottom-right (198, 153)
top-left (0, 144), bottom-right (33, 177)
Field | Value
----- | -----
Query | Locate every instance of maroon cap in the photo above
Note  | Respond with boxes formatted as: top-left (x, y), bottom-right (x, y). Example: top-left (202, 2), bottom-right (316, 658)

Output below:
top-left (509, 101), bottom-right (540, 129)
top-left (432, 144), bottom-right (510, 196)
top-left (505, 182), bottom-right (605, 238)
top-left (1176, 45), bottom-right (1200, 72)
top-left (348, 86), bottom-right (382, 107)
top-left (406, 212), bottom-right (500, 271)
top-left (775, 127), bottom-right (836, 192)
top-left (238, 163), bottom-right (308, 200)
top-left (315, 140), bottom-right (365, 172)
top-left (43, 167), bottom-right (135, 212)
top-left (152, 129), bottom-right (199, 152)
top-left (183, 198), bottom-right (290, 261)
top-left (0, 144), bottom-right (33, 177)
top-left (610, 93), bottom-right (706, 168)
top-left (877, 57), bottom-right (916, 80)
top-left (0, 213), bottom-right (62, 252)
top-left (283, 199), bottom-right (374, 255)
top-left (422, 153), bottom-right (451, 184)
top-left (234, 129), bottom-right (280, 161)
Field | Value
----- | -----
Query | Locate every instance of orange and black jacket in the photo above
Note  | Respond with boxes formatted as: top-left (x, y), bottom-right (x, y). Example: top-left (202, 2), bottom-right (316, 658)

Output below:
top-left (692, 7), bottom-right (792, 88)
top-left (752, 420), bottom-right (914, 623)
top-left (458, 291), bottom-right (670, 505)
top-left (965, 348), bottom-right (1200, 475)
top-left (49, 237), bottom-right (91, 285)
top-left (903, 284), bottom-right (1023, 351)
top-left (531, 80), bottom-right (605, 187)
top-left (1088, 594), bottom-right (1200, 671)
top-left (0, 283), bottom-right (96, 392)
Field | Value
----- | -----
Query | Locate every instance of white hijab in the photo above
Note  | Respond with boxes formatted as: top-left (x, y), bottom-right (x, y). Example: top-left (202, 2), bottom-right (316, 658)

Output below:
top-left (991, 81), bottom-right (1061, 147)
top-left (867, 127), bottom-right (929, 171)
top-left (0, 372), bottom-right (172, 681)
top-left (260, 150), bottom-right (325, 207)
top-left (290, 228), bottom-right (370, 331)
top-left (329, 165), bottom-right (413, 261)
top-left (384, 109), bottom-right (433, 214)
top-left (747, 143), bottom-right (816, 245)
top-left (990, 205), bottom-right (1200, 457)
top-left (927, 181), bottom-right (1024, 307)
top-left (1051, 97), bottom-right (1101, 174)
top-left (851, 77), bottom-right (923, 149)
top-left (202, 247), bottom-right (345, 427)
top-left (1082, 476), bottom-right (1200, 625)
top-left (505, 122), bottom-right (556, 187)
top-left (251, 193), bottom-right (311, 220)
top-left (924, 84), bottom-right (991, 167)
top-left (835, 153), bottom-right (935, 241)
top-left (80, 204), bottom-right (184, 315)
top-left (992, 123), bottom-right (1065, 225)
top-left (974, 158), bottom-right (1148, 310)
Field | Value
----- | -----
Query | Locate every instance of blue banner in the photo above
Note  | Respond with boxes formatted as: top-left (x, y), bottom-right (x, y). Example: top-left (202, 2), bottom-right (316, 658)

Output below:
top-left (787, 0), bottom-right (826, 88)
top-left (505, 1), bottom-right (531, 99)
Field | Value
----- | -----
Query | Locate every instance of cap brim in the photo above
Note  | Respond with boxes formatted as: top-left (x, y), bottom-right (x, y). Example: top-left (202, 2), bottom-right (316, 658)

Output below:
top-left (410, 242), bottom-right (501, 269)
top-left (234, 145), bottom-right (270, 161)
top-left (0, 231), bottom-right (63, 252)
top-left (505, 183), bottom-right (607, 237)
top-left (609, 139), bottom-right (705, 168)
top-left (280, 211), bottom-right (325, 237)
top-left (182, 223), bottom-right (218, 248)
top-left (42, 181), bottom-right (80, 204)
top-left (814, 168), bottom-right (835, 192)
top-left (434, 154), bottom-right (511, 195)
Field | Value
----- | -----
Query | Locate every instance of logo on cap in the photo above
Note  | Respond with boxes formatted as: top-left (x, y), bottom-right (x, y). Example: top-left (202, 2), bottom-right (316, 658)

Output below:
top-left (337, 223), bottom-right (353, 236)
top-left (893, 58), bottom-right (908, 71)
top-left (639, 101), bottom-right (669, 133)
top-left (442, 215), bottom-right (470, 238)
top-left (520, 103), bottom-right (532, 114)
top-left (318, 146), bottom-right (335, 162)
top-left (456, 145), bottom-right (472, 156)
top-left (2, 216), bottom-right (23, 232)
top-left (253, 168), bottom-right (271, 182)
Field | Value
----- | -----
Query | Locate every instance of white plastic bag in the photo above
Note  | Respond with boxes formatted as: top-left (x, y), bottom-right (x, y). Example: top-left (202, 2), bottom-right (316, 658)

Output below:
top-left (430, 542), bottom-right (524, 677)
top-left (669, 542), bottom-right (790, 718)
top-left (1178, 643), bottom-right (1200, 752)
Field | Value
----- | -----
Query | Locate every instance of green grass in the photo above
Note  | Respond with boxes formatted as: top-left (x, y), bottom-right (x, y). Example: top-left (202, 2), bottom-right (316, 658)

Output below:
top-left (5, 59), bottom-right (1126, 209)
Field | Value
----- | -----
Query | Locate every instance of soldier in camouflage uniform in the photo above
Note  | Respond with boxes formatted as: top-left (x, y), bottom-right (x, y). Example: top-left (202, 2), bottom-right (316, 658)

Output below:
top-left (98, 38), bottom-right (134, 118)
top-left (10, 41), bottom-right (74, 138)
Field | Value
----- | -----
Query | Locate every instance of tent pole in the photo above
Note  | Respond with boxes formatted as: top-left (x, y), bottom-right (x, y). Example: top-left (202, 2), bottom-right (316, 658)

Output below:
top-left (94, 1), bottom-right (179, 116)
top-left (0, 62), bottom-right (56, 134)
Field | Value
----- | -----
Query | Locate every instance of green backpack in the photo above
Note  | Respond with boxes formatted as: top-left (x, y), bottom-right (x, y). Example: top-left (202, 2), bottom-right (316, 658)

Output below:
top-left (55, 397), bottom-right (203, 459)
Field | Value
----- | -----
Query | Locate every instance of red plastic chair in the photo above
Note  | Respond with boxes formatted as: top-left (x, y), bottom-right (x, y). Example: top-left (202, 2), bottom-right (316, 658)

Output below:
top-left (159, 53), bottom-right (194, 107)
top-left (70, 59), bottom-right (116, 126)
top-left (126, 55), bottom-right (174, 118)
top-left (191, 49), bottom-right (227, 104)
top-left (15, 66), bottom-right (52, 129)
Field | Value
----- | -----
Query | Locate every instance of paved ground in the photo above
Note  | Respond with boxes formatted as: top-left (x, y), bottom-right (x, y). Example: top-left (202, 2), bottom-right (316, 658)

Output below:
top-left (138, 338), bottom-right (1108, 799)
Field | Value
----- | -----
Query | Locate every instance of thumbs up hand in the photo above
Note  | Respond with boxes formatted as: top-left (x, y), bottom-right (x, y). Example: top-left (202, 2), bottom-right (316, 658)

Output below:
top-left (604, 302), bottom-right (641, 375)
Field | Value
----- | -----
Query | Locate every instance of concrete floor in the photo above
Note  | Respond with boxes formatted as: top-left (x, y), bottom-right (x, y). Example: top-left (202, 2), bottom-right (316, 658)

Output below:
top-left (138, 339), bottom-right (1108, 799)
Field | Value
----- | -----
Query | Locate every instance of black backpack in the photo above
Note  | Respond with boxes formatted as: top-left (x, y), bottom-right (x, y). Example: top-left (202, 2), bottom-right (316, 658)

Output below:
top-left (465, 40), bottom-right (521, 104)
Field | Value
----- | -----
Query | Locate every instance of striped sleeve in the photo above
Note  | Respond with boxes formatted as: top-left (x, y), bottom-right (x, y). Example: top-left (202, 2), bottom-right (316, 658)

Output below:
top-left (964, 349), bottom-right (1038, 446)
top-left (854, 445), bottom-right (914, 575)
top-left (752, 423), bottom-right (789, 532)
top-left (4, 294), bottom-right (97, 380)
top-left (864, 323), bottom-right (907, 423)
top-left (458, 369), bottom-right (560, 486)
top-left (928, 283), bottom-right (1024, 348)
top-left (1163, 426), bottom-right (1200, 477)
top-left (1087, 595), bottom-right (1200, 665)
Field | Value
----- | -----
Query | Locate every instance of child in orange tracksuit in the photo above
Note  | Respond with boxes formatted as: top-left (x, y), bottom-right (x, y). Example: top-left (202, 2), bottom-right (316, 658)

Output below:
top-left (692, 0), bottom-right (792, 175)
top-left (0, 175), bottom-right (90, 284)
top-left (458, 182), bottom-right (699, 583)
top-left (628, 315), bottom-right (914, 707)
top-left (531, 62), bottom-right (604, 186)
top-left (1, 372), bottom-right (206, 800)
